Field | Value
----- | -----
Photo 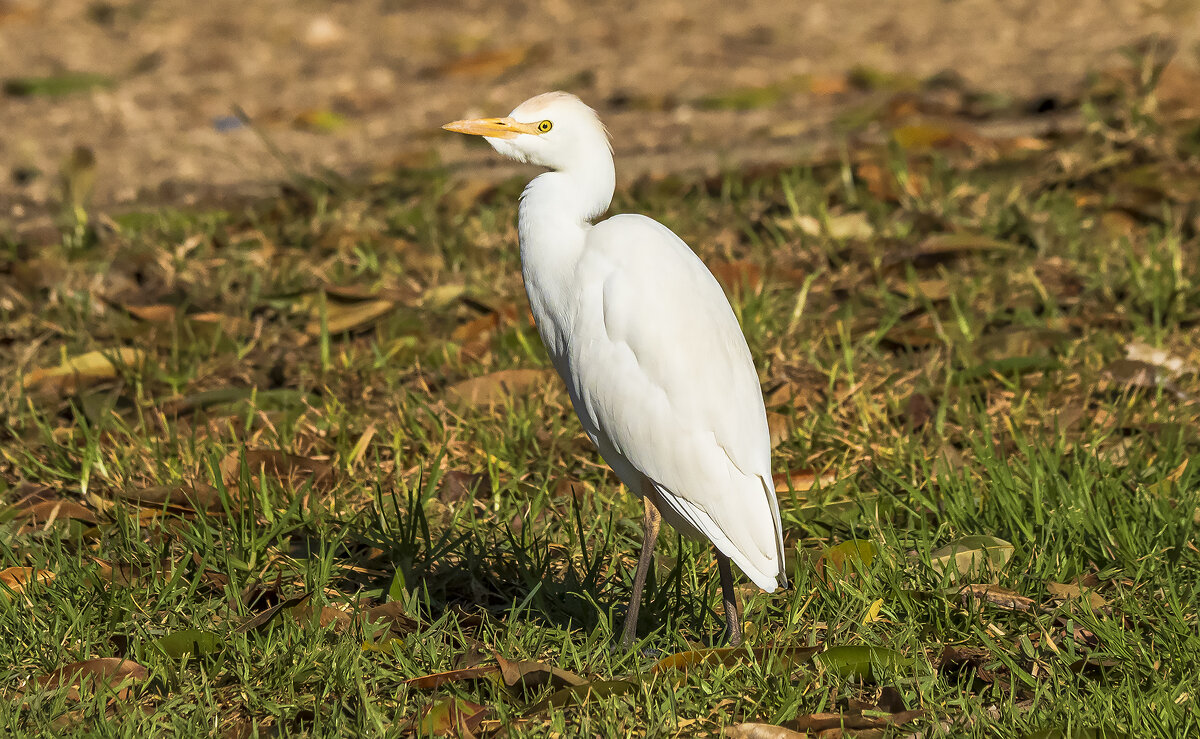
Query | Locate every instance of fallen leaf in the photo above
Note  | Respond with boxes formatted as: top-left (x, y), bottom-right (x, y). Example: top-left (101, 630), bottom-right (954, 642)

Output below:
top-left (710, 260), bottom-right (763, 293)
top-left (814, 645), bottom-right (912, 681)
top-left (15, 499), bottom-right (98, 525)
top-left (35, 658), bottom-right (148, 701)
top-left (293, 602), bottom-right (354, 632)
top-left (928, 536), bottom-right (1014, 582)
top-left (220, 450), bottom-right (333, 488)
top-left (820, 540), bottom-right (879, 577)
top-left (522, 680), bottom-right (638, 714)
top-left (410, 696), bottom-right (490, 736)
top-left (438, 470), bottom-right (489, 504)
top-left (123, 303), bottom-right (177, 322)
top-left (0, 567), bottom-right (55, 594)
top-left (955, 584), bottom-right (1035, 612)
top-left (23, 348), bottom-right (145, 393)
top-left (789, 708), bottom-right (924, 733)
top-left (151, 629), bottom-right (224, 659)
top-left (825, 211), bottom-right (874, 240)
top-left (445, 369), bottom-right (553, 408)
top-left (405, 664), bottom-right (500, 691)
top-left (773, 468), bottom-right (837, 493)
top-left (1104, 359), bottom-right (1187, 399)
top-left (363, 602), bottom-right (420, 635)
top-left (723, 724), bottom-right (806, 738)
top-left (235, 591), bottom-right (312, 634)
top-left (886, 233), bottom-right (1020, 268)
top-left (493, 651), bottom-right (587, 692)
top-left (1046, 581), bottom-right (1108, 611)
top-left (115, 483), bottom-right (223, 514)
top-left (306, 298), bottom-right (395, 335)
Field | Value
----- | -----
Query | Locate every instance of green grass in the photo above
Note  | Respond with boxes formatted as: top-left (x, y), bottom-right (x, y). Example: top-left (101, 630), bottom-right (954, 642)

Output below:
top-left (2, 79), bottom-right (1200, 737)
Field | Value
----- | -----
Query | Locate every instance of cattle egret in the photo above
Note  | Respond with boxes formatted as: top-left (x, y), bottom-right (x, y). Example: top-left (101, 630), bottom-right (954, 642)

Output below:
top-left (443, 92), bottom-right (787, 647)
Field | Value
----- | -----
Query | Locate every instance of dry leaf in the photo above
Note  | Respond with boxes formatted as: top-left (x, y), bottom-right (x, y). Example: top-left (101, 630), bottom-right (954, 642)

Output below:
top-left (0, 567), bottom-right (55, 594)
top-left (35, 658), bottom-right (148, 701)
top-left (306, 298), bottom-right (395, 335)
top-left (956, 584), bottom-right (1035, 612)
top-left (1046, 581), bottom-right (1108, 610)
top-left (123, 303), bottom-right (177, 322)
top-left (220, 449), bottom-right (333, 488)
top-left (773, 468), bottom-right (837, 493)
top-left (493, 651), bottom-right (587, 692)
top-left (405, 664), bottom-right (500, 691)
top-left (23, 348), bottom-right (145, 393)
top-left (445, 369), bottom-right (553, 407)
top-left (723, 724), bottom-right (806, 738)
top-left (115, 483), bottom-right (223, 514)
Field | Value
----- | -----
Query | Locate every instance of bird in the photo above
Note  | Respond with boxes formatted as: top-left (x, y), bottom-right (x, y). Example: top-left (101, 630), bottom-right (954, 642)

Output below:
top-left (443, 92), bottom-right (787, 647)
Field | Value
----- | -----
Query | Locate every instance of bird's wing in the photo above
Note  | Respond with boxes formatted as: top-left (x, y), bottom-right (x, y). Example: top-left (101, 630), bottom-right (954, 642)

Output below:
top-left (568, 214), bottom-right (785, 590)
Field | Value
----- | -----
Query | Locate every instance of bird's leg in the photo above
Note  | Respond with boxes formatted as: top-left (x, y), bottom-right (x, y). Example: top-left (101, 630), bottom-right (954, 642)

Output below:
top-left (620, 495), bottom-right (662, 650)
top-left (716, 550), bottom-right (743, 647)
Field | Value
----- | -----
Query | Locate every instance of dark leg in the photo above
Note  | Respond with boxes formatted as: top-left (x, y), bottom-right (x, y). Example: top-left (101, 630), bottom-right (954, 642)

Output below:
top-left (620, 496), bottom-right (662, 649)
top-left (716, 550), bottom-right (743, 647)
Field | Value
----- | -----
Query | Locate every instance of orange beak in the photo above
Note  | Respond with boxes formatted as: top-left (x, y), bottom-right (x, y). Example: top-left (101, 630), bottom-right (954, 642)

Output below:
top-left (442, 117), bottom-right (539, 139)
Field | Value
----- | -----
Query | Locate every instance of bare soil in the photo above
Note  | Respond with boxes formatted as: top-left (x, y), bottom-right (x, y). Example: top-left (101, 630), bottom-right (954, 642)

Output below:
top-left (2, 0), bottom-right (1198, 224)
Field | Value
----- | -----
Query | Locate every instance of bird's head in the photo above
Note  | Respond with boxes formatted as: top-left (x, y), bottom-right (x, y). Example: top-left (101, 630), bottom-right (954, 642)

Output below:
top-left (443, 91), bottom-right (611, 171)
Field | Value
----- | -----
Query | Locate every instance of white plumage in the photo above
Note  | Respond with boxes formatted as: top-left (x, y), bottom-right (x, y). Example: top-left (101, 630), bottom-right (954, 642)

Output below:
top-left (444, 92), bottom-right (786, 645)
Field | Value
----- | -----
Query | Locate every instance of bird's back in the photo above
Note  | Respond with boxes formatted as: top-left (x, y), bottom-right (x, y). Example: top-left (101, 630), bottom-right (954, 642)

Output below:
top-left (548, 213), bottom-right (786, 591)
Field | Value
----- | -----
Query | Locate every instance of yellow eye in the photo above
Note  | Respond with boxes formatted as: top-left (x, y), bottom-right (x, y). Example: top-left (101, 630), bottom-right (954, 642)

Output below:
top-left (537, 120), bottom-right (553, 133)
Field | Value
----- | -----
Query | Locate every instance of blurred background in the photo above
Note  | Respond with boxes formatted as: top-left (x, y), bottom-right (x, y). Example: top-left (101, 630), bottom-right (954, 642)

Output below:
top-left (3, 0), bottom-right (1199, 228)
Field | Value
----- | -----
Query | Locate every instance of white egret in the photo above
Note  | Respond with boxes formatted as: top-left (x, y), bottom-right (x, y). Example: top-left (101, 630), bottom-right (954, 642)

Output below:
top-left (443, 92), bottom-right (786, 647)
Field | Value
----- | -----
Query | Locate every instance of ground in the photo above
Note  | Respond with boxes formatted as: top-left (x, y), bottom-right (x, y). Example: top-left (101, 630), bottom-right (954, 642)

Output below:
top-left (2, 0), bottom-right (1199, 220)
top-left (2, 3), bottom-right (1200, 738)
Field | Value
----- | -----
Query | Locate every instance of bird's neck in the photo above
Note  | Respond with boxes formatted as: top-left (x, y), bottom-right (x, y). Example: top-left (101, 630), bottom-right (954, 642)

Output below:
top-left (519, 148), bottom-right (615, 234)
top-left (516, 155), bottom-right (614, 362)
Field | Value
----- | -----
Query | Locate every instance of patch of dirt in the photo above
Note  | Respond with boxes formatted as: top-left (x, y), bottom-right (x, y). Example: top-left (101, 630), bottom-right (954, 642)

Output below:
top-left (1, 0), bottom-right (1198, 224)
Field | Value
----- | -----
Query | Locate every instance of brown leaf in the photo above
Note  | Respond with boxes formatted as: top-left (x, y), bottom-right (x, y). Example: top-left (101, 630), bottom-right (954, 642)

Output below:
top-left (955, 584), bottom-right (1035, 612)
top-left (1046, 581), bottom-right (1108, 610)
top-left (235, 591), bottom-right (313, 634)
top-left (767, 412), bottom-right (788, 448)
top-left (363, 602), bottom-right (420, 634)
top-left (445, 369), bottom-right (553, 408)
top-left (123, 303), bottom-right (177, 322)
top-left (15, 499), bottom-right (98, 525)
top-left (292, 602), bottom-right (354, 632)
top-left (493, 651), bottom-right (587, 692)
top-left (23, 348), bottom-right (145, 393)
top-left (885, 233), bottom-right (1020, 268)
top-left (773, 468), bottom-right (837, 494)
top-left (115, 483), bottom-right (223, 513)
top-left (904, 392), bottom-right (934, 430)
top-left (788, 709), bottom-right (924, 733)
top-left (451, 314), bottom-right (500, 343)
top-left (438, 470), bottom-right (489, 504)
top-left (0, 567), bottom-right (55, 594)
top-left (35, 658), bottom-right (148, 701)
top-left (409, 696), bottom-right (490, 737)
top-left (405, 664), bottom-right (500, 691)
top-left (306, 298), bottom-right (395, 336)
top-left (711, 259), bottom-right (763, 293)
top-left (1104, 359), bottom-right (1187, 399)
top-left (723, 724), bottom-right (806, 738)
top-left (220, 449), bottom-right (333, 488)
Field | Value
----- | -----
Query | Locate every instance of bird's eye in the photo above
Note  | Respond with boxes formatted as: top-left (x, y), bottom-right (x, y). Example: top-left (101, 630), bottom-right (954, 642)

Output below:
top-left (537, 120), bottom-right (553, 133)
